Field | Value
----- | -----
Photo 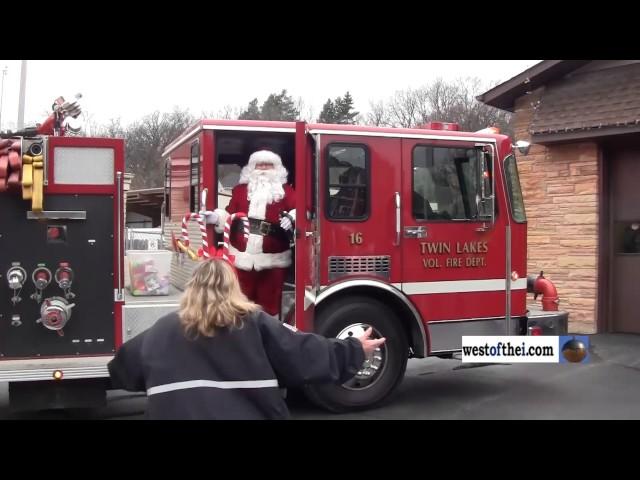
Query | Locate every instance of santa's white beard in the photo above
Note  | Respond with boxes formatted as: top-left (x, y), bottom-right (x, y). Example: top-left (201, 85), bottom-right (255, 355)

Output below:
top-left (246, 170), bottom-right (285, 220)
top-left (244, 170), bottom-right (286, 256)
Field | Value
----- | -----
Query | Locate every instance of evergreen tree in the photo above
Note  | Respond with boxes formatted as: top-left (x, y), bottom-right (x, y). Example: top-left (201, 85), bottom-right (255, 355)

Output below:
top-left (334, 91), bottom-right (359, 124)
top-left (317, 92), bottom-right (359, 124)
top-left (238, 98), bottom-right (261, 120)
top-left (260, 90), bottom-right (299, 121)
top-left (318, 98), bottom-right (338, 123)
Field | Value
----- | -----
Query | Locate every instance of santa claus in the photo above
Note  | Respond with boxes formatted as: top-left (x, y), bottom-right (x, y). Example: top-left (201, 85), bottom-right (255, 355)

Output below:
top-left (207, 149), bottom-right (295, 316)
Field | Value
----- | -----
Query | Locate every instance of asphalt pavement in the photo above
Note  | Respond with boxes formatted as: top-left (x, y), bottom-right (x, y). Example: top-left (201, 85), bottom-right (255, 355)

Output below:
top-left (1, 334), bottom-right (639, 420)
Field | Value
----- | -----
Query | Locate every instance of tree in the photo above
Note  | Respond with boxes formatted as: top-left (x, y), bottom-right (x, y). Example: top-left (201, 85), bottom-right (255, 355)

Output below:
top-left (201, 105), bottom-right (243, 120)
top-left (334, 91), bottom-right (359, 124)
top-left (239, 98), bottom-right (261, 120)
top-left (318, 98), bottom-right (337, 123)
top-left (386, 88), bottom-right (421, 128)
top-left (97, 108), bottom-right (195, 189)
top-left (317, 91), bottom-right (359, 124)
top-left (372, 77), bottom-right (513, 136)
top-left (260, 89), bottom-right (299, 121)
top-left (238, 90), bottom-right (300, 121)
top-left (365, 100), bottom-right (390, 127)
top-left (94, 118), bottom-right (126, 138)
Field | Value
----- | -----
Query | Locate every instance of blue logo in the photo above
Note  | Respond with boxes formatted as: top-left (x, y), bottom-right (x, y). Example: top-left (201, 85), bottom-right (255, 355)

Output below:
top-left (559, 335), bottom-right (589, 363)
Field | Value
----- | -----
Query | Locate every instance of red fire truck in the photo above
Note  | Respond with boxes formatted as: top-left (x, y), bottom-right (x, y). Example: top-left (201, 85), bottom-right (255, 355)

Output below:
top-left (158, 119), bottom-right (569, 412)
top-left (0, 111), bottom-right (568, 413)
top-left (0, 97), bottom-right (127, 412)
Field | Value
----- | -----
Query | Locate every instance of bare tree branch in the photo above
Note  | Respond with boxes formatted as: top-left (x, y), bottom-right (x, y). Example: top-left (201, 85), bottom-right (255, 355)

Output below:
top-left (368, 77), bottom-right (513, 135)
top-left (365, 100), bottom-right (390, 127)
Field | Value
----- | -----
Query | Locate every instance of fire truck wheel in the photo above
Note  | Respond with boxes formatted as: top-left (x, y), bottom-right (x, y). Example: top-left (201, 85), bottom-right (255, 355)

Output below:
top-left (305, 296), bottom-right (408, 412)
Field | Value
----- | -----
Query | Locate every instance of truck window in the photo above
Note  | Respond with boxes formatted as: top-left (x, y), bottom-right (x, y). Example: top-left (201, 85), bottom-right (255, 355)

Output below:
top-left (218, 163), bottom-right (242, 192)
top-left (412, 146), bottom-right (480, 221)
top-left (217, 162), bottom-right (242, 211)
top-left (190, 141), bottom-right (200, 213)
top-left (326, 144), bottom-right (369, 220)
top-left (504, 154), bottom-right (527, 223)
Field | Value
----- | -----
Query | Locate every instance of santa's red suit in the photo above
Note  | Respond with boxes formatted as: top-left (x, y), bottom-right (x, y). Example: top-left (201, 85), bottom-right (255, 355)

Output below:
top-left (214, 150), bottom-right (295, 316)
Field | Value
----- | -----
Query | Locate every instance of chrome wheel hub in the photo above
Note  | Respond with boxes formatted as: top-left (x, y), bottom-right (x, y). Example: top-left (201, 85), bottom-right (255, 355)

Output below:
top-left (336, 323), bottom-right (386, 389)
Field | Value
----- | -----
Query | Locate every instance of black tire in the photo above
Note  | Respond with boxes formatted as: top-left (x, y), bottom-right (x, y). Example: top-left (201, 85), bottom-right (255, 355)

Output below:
top-left (305, 295), bottom-right (408, 413)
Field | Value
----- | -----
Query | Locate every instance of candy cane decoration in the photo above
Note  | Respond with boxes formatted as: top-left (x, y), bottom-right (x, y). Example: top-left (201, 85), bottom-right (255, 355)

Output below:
top-left (222, 212), bottom-right (249, 262)
top-left (181, 212), bottom-right (209, 258)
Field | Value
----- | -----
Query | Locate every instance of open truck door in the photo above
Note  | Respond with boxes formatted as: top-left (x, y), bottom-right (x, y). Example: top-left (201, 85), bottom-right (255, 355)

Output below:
top-left (293, 121), bottom-right (317, 331)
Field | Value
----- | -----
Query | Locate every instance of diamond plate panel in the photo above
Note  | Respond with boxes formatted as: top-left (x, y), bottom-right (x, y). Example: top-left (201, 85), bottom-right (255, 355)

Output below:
top-left (123, 304), bottom-right (179, 341)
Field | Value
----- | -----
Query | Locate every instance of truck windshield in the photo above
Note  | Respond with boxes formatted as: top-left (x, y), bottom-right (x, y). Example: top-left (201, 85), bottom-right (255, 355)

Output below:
top-left (504, 154), bottom-right (526, 223)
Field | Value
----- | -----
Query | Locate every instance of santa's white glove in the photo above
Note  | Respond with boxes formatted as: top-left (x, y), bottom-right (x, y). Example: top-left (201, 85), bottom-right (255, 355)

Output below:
top-left (212, 208), bottom-right (228, 233)
top-left (200, 210), bottom-right (219, 225)
top-left (280, 209), bottom-right (296, 231)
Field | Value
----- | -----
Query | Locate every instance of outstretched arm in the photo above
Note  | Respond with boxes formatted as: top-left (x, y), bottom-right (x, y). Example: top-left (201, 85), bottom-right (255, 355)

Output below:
top-left (257, 311), bottom-right (384, 387)
top-left (107, 332), bottom-right (147, 392)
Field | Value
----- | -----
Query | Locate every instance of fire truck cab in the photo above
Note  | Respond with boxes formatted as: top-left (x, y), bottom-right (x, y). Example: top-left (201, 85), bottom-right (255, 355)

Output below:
top-left (160, 119), bottom-right (569, 412)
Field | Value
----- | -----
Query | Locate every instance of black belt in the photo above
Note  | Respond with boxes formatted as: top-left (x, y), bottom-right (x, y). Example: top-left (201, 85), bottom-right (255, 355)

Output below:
top-left (247, 218), bottom-right (283, 237)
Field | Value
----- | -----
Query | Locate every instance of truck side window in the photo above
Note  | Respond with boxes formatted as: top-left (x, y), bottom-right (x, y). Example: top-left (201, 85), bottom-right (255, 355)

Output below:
top-left (326, 144), bottom-right (369, 220)
top-left (190, 141), bottom-right (200, 213)
top-left (413, 146), bottom-right (480, 221)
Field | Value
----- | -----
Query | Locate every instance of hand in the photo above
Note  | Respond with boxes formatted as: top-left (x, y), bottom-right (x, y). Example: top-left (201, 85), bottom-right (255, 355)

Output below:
top-left (280, 215), bottom-right (293, 231)
top-left (200, 210), bottom-right (219, 225)
top-left (355, 327), bottom-right (386, 357)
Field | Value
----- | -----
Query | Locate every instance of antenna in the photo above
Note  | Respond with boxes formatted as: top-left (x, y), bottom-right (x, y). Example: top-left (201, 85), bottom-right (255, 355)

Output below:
top-left (17, 60), bottom-right (27, 129)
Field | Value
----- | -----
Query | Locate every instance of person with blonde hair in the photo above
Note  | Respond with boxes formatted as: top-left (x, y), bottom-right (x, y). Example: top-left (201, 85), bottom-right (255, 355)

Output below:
top-left (108, 258), bottom-right (385, 419)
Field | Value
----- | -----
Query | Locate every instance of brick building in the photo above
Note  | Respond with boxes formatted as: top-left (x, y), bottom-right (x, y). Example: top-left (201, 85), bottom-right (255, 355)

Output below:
top-left (478, 60), bottom-right (640, 334)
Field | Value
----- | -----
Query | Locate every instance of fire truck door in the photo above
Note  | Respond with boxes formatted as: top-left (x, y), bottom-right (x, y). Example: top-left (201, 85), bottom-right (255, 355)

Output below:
top-left (317, 135), bottom-right (403, 287)
top-left (400, 139), bottom-right (507, 331)
top-left (294, 122), bottom-right (317, 331)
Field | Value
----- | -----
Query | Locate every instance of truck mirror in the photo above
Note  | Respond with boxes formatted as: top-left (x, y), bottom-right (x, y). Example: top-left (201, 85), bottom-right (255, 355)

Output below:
top-left (514, 140), bottom-right (531, 156)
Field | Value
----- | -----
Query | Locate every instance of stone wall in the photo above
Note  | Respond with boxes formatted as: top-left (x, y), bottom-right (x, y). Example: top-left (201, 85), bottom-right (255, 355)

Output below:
top-left (513, 89), bottom-right (598, 333)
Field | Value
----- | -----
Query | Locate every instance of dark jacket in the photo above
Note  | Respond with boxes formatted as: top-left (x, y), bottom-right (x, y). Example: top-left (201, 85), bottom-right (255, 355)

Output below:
top-left (107, 310), bottom-right (364, 420)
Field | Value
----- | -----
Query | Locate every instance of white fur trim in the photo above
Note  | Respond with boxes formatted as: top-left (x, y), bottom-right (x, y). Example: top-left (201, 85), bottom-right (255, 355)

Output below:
top-left (287, 209), bottom-right (296, 223)
top-left (245, 233), bottom-right (264, 254)
top-left (213, 209), bottom-right (228, 234)
top-left (229, 245), bottom-right (292, 272)
top-left (232, 247), bottom-right (255, 271)
top-left (248, 150), bottom-right (282, 169)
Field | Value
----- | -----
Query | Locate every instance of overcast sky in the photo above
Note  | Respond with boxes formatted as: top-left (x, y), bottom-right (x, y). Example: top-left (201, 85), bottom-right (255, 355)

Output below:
top-left (0, 60), bottom-right (539, 130)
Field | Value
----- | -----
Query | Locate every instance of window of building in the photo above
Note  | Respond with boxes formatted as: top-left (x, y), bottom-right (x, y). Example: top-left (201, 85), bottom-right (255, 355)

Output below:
top-left (164, 157), bottom-right (171, 218)
top-left (326, 144), bottom-right (369, 220)
top-left (412, 145), bottom-right (481, 221)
